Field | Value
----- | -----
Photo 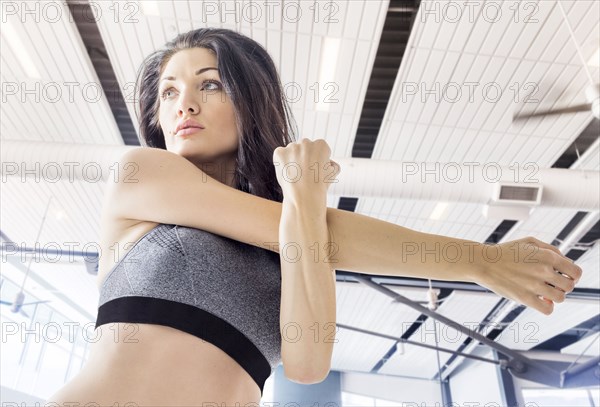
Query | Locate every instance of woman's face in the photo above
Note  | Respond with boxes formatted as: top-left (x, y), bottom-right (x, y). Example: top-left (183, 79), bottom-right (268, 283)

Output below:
top-left (158, 47), bottom-right (239, 173)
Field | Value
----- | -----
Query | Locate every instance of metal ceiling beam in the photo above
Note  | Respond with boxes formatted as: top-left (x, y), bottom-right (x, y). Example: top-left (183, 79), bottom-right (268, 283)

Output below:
top-left (559, 211), bottom-right (600, 254)
top-left (336, 322), bottom-right (501, 366)
top-left (335, 272), bottom-right (599, 300)
top-left (66, 0), bottom-right (138, 145)
top-left (352, 275), bottom-right (599, 388)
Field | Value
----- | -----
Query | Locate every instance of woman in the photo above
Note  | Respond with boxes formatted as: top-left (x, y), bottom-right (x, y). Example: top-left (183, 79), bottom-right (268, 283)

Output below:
top-left (47, 28), bottom-right (582, 405)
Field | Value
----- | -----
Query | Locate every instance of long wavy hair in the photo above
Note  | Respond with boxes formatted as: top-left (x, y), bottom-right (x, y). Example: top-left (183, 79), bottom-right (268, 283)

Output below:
top-left (134, 28), bottom-right (297, 202)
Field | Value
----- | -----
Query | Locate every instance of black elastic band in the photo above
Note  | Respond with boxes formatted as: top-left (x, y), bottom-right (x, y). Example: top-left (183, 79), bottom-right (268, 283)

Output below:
top-left (95, 296), bottom-right (271, 393)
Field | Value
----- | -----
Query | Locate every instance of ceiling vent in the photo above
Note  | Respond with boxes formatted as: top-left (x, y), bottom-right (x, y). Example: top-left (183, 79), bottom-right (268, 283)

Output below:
top-left (494, 183), bottom-right (543, 205)
top-left (483, 183), bottom-right (543, 220)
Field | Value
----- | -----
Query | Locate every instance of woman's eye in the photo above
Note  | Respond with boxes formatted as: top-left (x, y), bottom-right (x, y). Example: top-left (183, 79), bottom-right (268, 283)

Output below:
top-left (202, 80), bottom-right (221, 91)
top-left (160, 88), bottom-right (175, 100)
top-left (160, 80), bottom-right (221, 100)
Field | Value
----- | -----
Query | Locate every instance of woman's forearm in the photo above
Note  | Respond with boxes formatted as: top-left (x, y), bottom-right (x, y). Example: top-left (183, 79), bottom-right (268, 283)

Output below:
top-left (325, 207), bottom-right (485, 283)
top-left (279, 199), bottom-right (336, 384)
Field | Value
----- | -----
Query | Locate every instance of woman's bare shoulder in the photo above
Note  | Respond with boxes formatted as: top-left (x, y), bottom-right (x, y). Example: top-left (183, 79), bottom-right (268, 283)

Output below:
top-left (101, 145), bottom-right (281, 253)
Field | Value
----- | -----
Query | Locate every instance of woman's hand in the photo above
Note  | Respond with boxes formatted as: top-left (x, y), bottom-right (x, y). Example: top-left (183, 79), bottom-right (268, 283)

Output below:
top-left (474, 236), bottom-right (583, 315)
top-left (273, 138), bottom-right (340, 207)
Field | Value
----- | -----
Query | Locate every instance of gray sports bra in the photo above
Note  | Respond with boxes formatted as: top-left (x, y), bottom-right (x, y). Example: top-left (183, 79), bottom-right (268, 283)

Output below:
top-left (95, 223), bottom-right (282, 394)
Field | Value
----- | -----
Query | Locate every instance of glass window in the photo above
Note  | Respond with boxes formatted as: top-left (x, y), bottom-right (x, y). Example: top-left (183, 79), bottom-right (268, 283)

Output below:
top-left (375, 397), bottom-right (405, 406)
top-left (0, 276), bottom-right (92, 400)
top-left (33, 345), bottom-right (71, 398)
top-left (589, 387), bottom-right (599, 407)
top-left (522, 388), bottom-right (594, 407)
top-left (341, 391), bottom-right (375, 406)
top-left (341, 392), bottom-right (405, 407)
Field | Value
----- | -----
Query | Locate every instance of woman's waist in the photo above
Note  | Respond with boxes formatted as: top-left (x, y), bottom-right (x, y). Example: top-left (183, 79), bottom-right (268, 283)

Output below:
top-left (48, 369), bottom-right (261, 407)
top-left (80, 323), bottom-right (262, 400)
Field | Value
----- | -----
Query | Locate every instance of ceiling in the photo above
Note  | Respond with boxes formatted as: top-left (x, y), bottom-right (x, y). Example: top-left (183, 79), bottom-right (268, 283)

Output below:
top-left (1, 0), bottom-right (598, 382)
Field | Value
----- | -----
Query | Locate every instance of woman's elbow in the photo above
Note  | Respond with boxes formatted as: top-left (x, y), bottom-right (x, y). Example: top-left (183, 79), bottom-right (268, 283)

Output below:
top-left (283, 363), bottom-right (331, 385)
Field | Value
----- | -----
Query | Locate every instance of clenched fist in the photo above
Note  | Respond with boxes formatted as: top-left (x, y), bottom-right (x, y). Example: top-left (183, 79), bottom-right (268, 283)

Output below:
top-left (273, 138), bottom-right (340, 206)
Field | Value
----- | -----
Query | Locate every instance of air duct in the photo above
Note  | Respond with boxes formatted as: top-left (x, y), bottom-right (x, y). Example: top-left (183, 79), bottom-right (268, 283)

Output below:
top-left (1, 140), bottom-right (129, 183)
top-left (1, 140), bottom-right (598, 210)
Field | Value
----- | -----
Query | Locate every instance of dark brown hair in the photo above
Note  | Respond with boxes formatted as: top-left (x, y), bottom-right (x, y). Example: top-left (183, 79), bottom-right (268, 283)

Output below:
top-left (134, 28), bottom-right (297, 202)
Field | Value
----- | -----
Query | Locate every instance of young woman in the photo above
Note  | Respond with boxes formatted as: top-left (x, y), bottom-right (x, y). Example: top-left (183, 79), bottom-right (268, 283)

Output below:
top-left (46, 28), bottom-right (582, 405)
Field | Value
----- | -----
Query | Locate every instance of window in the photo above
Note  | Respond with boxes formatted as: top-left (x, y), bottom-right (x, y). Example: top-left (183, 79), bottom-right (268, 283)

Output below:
top-left (522, 388), bottom-right (597, 407)
top-left (341, 391), bottom-right (401, 406)
top-left (0, 276), bottom-right (90, 399)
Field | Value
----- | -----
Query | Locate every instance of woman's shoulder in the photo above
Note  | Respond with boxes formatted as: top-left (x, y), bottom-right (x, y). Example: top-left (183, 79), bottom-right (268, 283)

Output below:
top-left (116, 146), bottom-right (192, 172)
top-left (103, 146), bottom-right (211, 219)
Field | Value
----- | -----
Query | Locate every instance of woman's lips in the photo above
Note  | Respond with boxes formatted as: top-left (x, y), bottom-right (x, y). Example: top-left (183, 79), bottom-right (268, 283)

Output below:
top-left (176, 127), bottom-right (203, 137)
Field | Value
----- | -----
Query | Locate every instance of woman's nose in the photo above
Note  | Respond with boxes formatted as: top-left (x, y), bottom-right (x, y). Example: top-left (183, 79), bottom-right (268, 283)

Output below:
top-left (177, 92), bottom-right (200, 116)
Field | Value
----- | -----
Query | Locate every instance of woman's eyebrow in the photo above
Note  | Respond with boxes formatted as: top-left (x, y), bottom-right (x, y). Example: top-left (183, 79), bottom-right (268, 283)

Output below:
top-left (160, 67), bottom-right (218, 82)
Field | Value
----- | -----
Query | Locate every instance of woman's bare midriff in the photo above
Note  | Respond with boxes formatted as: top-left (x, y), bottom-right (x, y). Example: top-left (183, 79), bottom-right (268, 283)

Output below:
top-left (46, 219), bottom-right (262, 406)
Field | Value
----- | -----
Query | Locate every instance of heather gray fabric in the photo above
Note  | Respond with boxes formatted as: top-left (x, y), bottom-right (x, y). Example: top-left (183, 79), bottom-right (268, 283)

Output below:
top-left (98, 223), bottom-right (283, 370)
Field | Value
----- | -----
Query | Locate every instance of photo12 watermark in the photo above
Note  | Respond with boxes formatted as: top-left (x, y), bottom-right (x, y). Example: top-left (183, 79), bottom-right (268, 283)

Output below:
top-left (1, 80), bottom-right (341, 107)
top-left (1, 160), bottom-right (139, 184)
top-left (1, 1), bottom-right (140, 24)
top-left (1, 1), bottom-right (343, 25)
top-left (400, 320), bottom-right (540, 345)
top-left (2, 321), bottom-right (140, 344)
top-left (400, 81), bottom-right (539, 104)
top-left (420, 1), bottom-right (540, 24)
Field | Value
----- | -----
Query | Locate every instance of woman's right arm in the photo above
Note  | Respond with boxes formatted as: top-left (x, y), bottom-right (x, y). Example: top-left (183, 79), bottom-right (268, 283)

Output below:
top-left (108, 147), bottom-right (582, 315)
top-left (106, 147), bottom-right (283, 252)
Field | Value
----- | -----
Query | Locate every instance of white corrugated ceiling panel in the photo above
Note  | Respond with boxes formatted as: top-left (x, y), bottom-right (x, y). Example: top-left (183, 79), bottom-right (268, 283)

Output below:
top-left (0, 177), bottom-right (105, 251)
top-left (332, 282), bottom-right (436, 372)
top-left (369, 0), bottom-right (599, 244)
top-left (95, 0), bottom-right (389, 158)
top-left (378, 291), bottom-right (500, 378)
top-left (357, 199), bottom-right (500, 242)
top-left (496, 298), bottom-right (599, 351)
top-left (575, 243), bottom-right (600, 289)
top-left (501, 207), bottom-right (579, 244)
top-left (1, 2), bottom-right (121, 144)
top-left (561, 332), bottom-right (600, 357)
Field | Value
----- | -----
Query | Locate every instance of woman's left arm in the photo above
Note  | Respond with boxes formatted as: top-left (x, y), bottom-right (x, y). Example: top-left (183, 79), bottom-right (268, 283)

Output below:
top-left (274, 139), bottom-right (339, 385)
top-left (279, 199), bottom-right (336, 384)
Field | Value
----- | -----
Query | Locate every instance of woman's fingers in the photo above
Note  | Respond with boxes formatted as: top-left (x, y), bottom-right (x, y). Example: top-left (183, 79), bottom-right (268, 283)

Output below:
top-left (548, 249), bottom-right (583, 284)
top-left (538, 281), bottom-right (567, 303)
top-left (527, 236), bottom-right (583, 283)
top-left (536, 295), bottom-right (555, 315)
top-left (273, 138), bottom-right (336, 200)
top-left (545, 265), bottom-right (576, 293)
top-left (518, 292), bottom-right (554, 316)
top-left (491, 237), bottom-right (585, 316)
